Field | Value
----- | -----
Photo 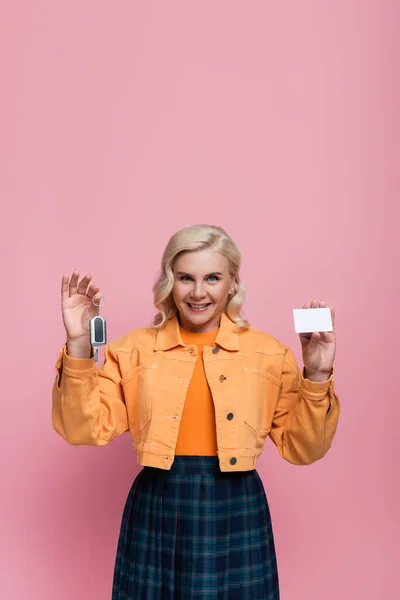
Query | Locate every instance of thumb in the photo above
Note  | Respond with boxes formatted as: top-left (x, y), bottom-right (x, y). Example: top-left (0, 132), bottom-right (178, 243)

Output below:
top-left (307, 331), bottom-right (321, 349)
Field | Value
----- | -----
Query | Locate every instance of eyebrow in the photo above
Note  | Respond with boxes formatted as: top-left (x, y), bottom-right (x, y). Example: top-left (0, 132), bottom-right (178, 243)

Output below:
top-left (175, 271), bottom-right (224, 277)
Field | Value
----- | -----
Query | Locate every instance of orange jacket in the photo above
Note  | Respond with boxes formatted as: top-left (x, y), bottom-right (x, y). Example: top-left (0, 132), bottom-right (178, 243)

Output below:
top-left (52, 312), bottom-right (340, 471)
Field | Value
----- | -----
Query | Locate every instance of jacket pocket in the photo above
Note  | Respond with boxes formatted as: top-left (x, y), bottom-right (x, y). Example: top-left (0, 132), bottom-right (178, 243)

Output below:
top-left (244, 367), bottom-right (281, 436)
top-left (121, 365), bottom-right (157, 432)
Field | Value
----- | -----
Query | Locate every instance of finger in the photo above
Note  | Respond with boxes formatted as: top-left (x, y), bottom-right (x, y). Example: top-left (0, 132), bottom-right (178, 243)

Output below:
top-left (320, 330), bottom-right (334, 342)
top-left (310, 297), bottom-right (318, 308)
top-left (77, 272), bottom-right (93, 295)
top-left (331, 305), bottom-right (336, 330)
top-left (61, 273), bottom-right (70, 303)
top-left (320, 300), bottom-right (326, 308)
top-left (298, 332), bottom-right (312, 346)
top-left (303, 330), bottom-right (321, 349)
top-left (86, 283), bottom-right (100, 299)
top-left (69, 270), bottom-right (80, 295)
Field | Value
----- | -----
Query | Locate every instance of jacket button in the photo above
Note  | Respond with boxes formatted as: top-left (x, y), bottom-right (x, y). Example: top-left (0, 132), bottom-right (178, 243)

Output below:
top-left (230, 457), bottom-right (237, 465)
top-left (219, 375), bottom-right (227, 382)
top-left (227, 412), bottom-right (234, 420)
top-left (212, 347), bottom-right (219, 354)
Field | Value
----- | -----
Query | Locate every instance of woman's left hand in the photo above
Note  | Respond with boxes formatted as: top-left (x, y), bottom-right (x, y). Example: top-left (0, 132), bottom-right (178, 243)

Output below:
top-left (299, 299), bottom-right (336, 381)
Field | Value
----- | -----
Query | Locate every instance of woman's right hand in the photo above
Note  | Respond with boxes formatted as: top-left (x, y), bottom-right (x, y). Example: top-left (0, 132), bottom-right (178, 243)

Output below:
top-left (61, 270), bottom-right (102, 343)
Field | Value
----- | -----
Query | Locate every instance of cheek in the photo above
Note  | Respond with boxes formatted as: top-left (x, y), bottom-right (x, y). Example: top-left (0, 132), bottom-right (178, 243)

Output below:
top-left (214, 286), bottom-right (230, 305)
top-left (171, 287), bottom-right (179, 303)
top-left (172, 284), bottom-right (184, 303)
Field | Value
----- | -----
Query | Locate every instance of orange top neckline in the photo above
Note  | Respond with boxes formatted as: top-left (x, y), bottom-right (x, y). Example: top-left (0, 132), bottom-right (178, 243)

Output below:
top-left (179, 326), bottom-right (219, 346)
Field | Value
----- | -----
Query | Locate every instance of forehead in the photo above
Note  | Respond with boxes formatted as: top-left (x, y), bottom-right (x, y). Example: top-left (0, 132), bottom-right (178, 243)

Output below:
top-left (173, 248), bottom-right (229, 273)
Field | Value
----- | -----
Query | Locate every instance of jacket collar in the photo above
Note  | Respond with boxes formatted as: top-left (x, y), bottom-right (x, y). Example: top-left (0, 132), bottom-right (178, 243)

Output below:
top-left (154, 312), bottom-right (240, 352)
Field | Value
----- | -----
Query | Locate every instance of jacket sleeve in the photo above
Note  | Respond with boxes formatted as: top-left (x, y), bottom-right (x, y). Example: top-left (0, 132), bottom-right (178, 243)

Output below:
top-left (52, 343), bottom-right (129, 445)
top-left (269, 347), bottom-right (340, 465)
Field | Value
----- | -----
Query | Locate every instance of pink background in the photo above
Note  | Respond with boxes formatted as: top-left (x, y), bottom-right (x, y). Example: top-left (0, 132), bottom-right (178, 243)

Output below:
top-left (1, 1), bottom-right (399, 598)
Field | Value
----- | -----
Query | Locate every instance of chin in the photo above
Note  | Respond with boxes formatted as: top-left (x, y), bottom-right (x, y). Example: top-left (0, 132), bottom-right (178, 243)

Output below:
top-left (181, 305), bottom-right (222, 331)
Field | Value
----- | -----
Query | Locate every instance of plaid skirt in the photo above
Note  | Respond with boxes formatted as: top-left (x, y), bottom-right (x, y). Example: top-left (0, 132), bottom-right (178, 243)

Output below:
top-left (111, 456), bottom-right (279, 599)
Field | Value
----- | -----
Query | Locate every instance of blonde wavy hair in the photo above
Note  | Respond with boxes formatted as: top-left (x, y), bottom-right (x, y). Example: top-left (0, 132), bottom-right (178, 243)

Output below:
top-left (151, 224), bottom-right (249, 329)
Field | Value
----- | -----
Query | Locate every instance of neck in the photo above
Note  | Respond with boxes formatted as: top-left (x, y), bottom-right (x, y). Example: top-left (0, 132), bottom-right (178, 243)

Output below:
top-left (177, 313), bottom-right (221, 333)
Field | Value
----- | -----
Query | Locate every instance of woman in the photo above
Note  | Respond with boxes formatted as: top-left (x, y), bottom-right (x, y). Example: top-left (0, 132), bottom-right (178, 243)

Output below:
top-left (52, 224), bottom-right (340, 599)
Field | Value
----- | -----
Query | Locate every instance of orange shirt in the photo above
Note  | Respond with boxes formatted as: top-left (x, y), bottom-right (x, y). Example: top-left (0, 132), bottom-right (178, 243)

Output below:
top-left (175, 327), bottom-right (218, 456)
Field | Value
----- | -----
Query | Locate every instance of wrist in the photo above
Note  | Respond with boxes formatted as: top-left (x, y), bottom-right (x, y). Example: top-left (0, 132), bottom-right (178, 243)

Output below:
top-left (66, 338), bottom-right (92, 359)
top-left (303, 368), bottom-right (332, 382)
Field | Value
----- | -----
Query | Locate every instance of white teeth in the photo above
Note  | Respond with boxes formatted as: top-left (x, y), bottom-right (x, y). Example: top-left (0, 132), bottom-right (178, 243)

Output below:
top-left (189, 303), bottom-right (209, 308)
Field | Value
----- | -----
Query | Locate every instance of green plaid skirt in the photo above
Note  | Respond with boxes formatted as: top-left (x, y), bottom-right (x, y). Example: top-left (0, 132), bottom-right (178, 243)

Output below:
top-left (112, 455), bottom-right (279, 599)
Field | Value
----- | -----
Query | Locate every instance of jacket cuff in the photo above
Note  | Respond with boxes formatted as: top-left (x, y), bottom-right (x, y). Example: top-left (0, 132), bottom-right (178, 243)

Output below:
top-left (57, 343), bottom-right (96, 373)
top-left (300, 368), bottom-right (335, 401)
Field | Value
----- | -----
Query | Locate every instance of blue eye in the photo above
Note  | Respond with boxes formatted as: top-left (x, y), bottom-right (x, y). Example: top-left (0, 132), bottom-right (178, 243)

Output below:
top-left (178, 274), bottom-right (219, 282)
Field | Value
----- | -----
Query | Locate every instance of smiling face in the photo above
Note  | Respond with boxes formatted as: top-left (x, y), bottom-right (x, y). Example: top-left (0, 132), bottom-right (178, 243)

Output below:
top-left (172, 247), bottom-right (235, 333)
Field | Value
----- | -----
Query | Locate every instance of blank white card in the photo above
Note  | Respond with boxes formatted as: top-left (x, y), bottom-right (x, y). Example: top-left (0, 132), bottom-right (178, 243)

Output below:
top-left (292, 307), bottom-right (333, 334)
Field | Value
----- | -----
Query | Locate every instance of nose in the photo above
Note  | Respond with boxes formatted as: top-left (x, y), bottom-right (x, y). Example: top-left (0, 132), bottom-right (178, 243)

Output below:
top-left (190, 280), bottom-right (206, 299)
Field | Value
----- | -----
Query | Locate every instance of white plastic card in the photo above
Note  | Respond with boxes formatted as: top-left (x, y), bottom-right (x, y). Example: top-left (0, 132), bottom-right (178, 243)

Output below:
top-left (293, 307), bottom-right (333, 334)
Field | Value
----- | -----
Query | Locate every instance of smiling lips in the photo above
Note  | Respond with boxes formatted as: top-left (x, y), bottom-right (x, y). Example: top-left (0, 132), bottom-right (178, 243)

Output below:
top-left (187, 303), bottom-right (211, 312)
